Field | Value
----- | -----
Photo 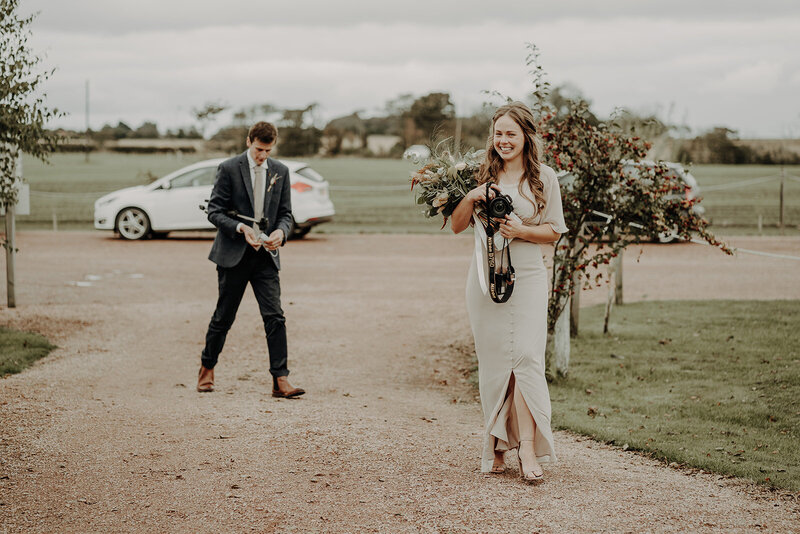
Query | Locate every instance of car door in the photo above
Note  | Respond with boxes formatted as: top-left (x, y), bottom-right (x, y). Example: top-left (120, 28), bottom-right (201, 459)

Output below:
top-left (150, 166), bottom-right (217, 230)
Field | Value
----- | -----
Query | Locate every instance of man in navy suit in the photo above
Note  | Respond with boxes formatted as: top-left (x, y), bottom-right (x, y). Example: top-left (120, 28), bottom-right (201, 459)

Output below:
top-left (197, 121), bottom-right (304, 398)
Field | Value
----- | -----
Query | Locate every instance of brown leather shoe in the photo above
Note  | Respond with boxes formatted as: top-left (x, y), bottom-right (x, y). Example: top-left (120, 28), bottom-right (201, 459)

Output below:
top-left (272, 376), bottom-right (305, 398)
top-left (197, 365), bottom-right (214, 392)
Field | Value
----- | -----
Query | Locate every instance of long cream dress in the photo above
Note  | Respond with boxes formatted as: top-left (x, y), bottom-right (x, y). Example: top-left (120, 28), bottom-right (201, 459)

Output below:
top-left (466, 164), bottom-right (568, 473)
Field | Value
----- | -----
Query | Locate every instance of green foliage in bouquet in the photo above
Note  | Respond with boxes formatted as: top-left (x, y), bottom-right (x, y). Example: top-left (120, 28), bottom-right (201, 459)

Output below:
top-left (410, 143), bottom-right (485, 226)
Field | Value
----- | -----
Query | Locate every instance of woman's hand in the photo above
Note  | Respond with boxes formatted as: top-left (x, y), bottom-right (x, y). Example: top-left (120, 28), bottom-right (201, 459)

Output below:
top-left (495, 217), bottom-right (562, 243)
top-left (497, 214), bottom-right (525, 239)
top-left (452, 182), bottom-right (502, 234)
top-left (466, 182), bottom-right (501, 208)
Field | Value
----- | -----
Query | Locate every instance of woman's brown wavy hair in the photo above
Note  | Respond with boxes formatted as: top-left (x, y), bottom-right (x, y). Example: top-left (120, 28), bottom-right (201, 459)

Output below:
top-left (476, 102), bottom-right (546, 218)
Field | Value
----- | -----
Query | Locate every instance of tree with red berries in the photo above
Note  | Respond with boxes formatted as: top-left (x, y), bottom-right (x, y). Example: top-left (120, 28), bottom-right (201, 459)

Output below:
top-left (521, 44), bottom-right (731, 377)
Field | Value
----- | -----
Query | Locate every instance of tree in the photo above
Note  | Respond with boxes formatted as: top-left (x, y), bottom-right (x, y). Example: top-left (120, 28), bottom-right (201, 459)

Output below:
top-left (519, 44), bottom-right (731, 378)
top-left (208, 125), bottom-right (248, 153)
top-left (132, 121), bottom-right (159, 139)
top-left (406, 92), bottom-right (455, 145)
top-left (192, 101), bottom-right (227, 139)
top-left (94, 121), bottom-right (133, 140)
top-left (323, 112), bottom-right (366, 155)
top-left (457, 103), bottom-right (495, 150)
top-left (275, 104), bottom-right (322, 156)
top-left (230, 103), bottom-right (280, 127)
top-left (544, 83), bottom-right (600, 126)
top-left (1, 0), bottom-right (60, 231)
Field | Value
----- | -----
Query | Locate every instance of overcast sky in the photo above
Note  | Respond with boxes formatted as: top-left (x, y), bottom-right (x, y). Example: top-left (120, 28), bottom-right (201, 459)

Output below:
top-left (24, 0), bottom-right (800, 138)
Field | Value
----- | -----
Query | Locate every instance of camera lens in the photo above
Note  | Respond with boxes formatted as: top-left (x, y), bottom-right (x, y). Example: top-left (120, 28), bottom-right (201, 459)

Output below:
top-left (489, 195), bottom-right (512, 218)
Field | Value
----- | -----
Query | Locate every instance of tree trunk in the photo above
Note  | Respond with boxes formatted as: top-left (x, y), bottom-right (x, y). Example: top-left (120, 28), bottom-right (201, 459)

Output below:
top-left (614, 250), bottom-right (623, 305)
top-left (569, 274), bottom-right (580, 337)
top-left (554, 297), bottom-right (571, 376)
top-left (5, 203), bottom-right (15, 308)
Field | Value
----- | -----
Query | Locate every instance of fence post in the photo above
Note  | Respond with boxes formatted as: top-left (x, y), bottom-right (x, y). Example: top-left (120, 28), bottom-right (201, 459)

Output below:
top-left (614, 250), bottom-right (623, 305)
top-left (604, 264), bottom-right (615, 334)
top-left (779, 166), bottom-right (785, 230)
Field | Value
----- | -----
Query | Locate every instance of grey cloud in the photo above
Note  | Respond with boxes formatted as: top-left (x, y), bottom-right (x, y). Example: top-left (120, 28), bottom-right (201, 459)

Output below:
top-left (26, 0), bottom-right (800, 34)
top-left (29, 6), bottom-right (800, 137)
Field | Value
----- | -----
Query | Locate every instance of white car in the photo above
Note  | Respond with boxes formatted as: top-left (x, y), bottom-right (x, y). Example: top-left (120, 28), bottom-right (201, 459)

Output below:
top-left (402, 144), bottom-right (431, 161)
top-left (94, 159), bottom-right (335, 240)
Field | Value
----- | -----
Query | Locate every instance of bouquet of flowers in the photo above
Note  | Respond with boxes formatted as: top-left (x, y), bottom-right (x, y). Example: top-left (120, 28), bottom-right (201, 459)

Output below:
top-left (410, 145), bottom-right (486, 227)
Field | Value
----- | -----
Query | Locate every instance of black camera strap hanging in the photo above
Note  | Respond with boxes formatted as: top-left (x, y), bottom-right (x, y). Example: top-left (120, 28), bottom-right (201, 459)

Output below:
top-left (484, 181), bottom-right (515, 304)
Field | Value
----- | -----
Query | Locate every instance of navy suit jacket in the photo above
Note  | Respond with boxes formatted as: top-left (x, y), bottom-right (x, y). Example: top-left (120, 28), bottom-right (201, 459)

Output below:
top-left (207, 153), bottom-right (293, 269)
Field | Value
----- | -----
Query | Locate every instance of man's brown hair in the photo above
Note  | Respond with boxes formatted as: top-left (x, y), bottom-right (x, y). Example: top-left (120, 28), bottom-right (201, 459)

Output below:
top-left (248, 121), bottom-right (278, 144)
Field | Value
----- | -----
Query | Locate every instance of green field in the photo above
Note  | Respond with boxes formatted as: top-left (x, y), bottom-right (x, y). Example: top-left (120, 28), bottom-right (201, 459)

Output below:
top-left (10, 153), bottom-right (800, 234)
top-left (689, 165), bottom-right (800, 230)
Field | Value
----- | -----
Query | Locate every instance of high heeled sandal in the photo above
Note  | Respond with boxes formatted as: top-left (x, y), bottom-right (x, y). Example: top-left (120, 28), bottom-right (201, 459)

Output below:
top-left (490, 451), bottom-right (506, 474)
top-left (517, 443), bottom-right (544, 484)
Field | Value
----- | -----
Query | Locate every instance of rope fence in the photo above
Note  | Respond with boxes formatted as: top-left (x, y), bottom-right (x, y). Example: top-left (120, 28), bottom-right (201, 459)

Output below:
top-left (328, 184), bottom-right (409, 191)
top-left (26, 192), bottom-right (111, 198)
top-left (699, 174), bottom-right (782, 191)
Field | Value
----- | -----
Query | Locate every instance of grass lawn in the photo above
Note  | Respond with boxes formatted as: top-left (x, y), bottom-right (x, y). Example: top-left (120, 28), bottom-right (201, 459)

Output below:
top-left (0, 326), bottom-right (56, 375)
top-left (548, 300), bottom-right (800, 491)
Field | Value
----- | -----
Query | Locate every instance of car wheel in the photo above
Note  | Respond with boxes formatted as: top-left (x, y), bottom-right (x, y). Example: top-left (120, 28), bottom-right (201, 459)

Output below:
top-left (290, 226), bottom-right (311, 240)
top-left (116, 207), bottom-right (151, 240)
top-left (657, 224), bottom-right (679, 244)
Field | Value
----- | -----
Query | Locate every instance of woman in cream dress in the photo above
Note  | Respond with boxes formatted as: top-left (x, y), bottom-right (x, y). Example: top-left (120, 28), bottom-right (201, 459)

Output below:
top-left (450, 102), bottom-right (567, 483)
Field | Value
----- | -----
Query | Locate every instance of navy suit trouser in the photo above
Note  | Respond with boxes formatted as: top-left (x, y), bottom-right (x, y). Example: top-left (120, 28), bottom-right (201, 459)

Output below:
top-left (201, 246), bottom-right (288, 379)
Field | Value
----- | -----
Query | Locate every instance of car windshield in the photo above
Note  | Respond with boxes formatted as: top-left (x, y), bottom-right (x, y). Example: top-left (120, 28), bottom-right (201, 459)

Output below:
top-left (295, 167), bottom-right (324, 182)
top-left (169, 167), bottom-right (216, 188)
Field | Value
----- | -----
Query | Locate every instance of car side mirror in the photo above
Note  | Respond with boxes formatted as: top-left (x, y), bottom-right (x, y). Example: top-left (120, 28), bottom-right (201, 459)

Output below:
top-left (159, 182), bottom-right (171, 190)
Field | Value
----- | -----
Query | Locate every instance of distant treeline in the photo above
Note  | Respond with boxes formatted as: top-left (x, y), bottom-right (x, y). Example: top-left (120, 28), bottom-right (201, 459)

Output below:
top-left (50, 89), bottom-right (800, 164)
top-left (672, 128), bottom-right (800, 165)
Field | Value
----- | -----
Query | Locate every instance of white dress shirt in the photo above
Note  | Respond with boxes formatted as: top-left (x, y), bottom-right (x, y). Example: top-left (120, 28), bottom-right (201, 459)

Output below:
top-left (236, 151), bottom-right (269, 234)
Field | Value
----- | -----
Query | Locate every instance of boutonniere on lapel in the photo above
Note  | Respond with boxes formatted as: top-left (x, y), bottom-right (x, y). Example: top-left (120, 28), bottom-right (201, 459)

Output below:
top-left (265, 173), bottom-right (280, 194)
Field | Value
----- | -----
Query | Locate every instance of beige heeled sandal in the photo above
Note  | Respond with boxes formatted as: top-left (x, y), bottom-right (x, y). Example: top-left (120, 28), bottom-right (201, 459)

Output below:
top-left (490, 451), bottom-right (506, 474)
top-left (517, 440), bottom-right (544, 484)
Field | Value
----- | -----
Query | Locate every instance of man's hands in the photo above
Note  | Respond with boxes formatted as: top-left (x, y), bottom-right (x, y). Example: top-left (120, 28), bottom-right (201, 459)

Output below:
top-left (242, 226), bottom-right (284, 251)
top-left (263, 229), bottom-right (284, 250)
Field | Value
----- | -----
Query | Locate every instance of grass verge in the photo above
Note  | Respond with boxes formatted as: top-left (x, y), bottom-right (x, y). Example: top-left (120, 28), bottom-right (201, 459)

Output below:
top-left (549, 300), bottom-right (799, 492)
top-left (0, 326), bottom-right (56, 375)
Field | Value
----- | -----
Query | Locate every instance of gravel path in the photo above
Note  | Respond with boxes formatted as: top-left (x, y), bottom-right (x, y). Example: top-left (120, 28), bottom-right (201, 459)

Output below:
top-left (1, 232), bottom-right (798, 533)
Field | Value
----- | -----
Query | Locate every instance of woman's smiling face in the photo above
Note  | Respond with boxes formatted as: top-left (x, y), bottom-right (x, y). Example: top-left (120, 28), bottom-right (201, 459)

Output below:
top-left (493, 114), bottom-right (524, 163)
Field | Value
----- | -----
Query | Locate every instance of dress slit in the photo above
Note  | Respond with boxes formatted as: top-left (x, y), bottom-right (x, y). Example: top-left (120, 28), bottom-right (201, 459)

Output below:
top-left (487, 371), bottom-right (553, 460)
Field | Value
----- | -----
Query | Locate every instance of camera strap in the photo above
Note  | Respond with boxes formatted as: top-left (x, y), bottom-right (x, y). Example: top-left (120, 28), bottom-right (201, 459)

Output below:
top-left (484, 182), bottom-right (515, 304)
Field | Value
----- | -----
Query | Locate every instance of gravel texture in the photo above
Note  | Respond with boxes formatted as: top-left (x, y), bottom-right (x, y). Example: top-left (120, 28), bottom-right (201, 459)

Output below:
top-left (0, 231), bottom-right (798, 533)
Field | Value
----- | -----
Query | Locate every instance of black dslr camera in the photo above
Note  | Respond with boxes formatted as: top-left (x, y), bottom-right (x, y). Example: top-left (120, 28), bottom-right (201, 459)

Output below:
top-left (486, 182), bottom-right (514, 219)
